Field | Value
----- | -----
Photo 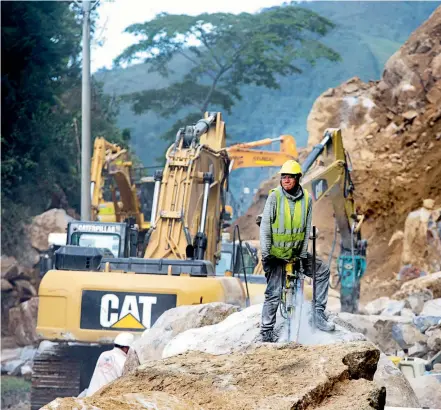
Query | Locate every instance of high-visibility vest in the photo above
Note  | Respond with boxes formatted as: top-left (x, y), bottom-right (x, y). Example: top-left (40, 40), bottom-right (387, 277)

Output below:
top-left (269, 186), bottom-right (310, 260)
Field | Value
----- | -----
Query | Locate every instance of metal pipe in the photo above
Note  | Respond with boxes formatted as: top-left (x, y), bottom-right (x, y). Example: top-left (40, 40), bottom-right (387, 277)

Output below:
top-left (312, 225), bottom-right (317, 329)
top-left (199, 173), bottom-right (213, 233)
top-left (81, 0), bottom-right (92, 221)
top-left (301, 131), bottom-right (332, 175)
top-left (150, 170), bottom-right (163, 227)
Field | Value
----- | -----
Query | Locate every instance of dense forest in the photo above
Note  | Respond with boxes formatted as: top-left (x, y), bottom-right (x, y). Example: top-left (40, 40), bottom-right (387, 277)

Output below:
top-left (1, 1), bottom-right (438, 256)
top-left (1, 2), bottom-right (128, 255)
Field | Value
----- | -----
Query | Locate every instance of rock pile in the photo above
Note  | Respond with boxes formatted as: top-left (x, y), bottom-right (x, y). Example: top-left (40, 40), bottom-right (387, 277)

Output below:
top-left (1, 208), bottom-right (73, 344)
top-left (337, 272), bottom-right (441, 361)
top-left (1, 344), bottom-right (37, 380)
top-left (42, 301), bottom-right (423, 409)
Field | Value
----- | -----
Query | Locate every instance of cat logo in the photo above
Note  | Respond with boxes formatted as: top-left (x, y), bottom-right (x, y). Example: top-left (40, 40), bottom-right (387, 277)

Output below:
top-left (80, 290), bottom-right (177, 331)
top-left (100, 294), bottom-right (157, 330)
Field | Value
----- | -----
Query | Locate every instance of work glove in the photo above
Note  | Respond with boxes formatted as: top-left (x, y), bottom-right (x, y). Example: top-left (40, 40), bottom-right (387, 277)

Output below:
top-left (262, 255), bottom-right (276, 276)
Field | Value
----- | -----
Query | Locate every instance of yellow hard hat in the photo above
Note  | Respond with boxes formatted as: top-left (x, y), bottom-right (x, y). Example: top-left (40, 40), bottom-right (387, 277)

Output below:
top-left (278, 160), bottom-right (302, 175)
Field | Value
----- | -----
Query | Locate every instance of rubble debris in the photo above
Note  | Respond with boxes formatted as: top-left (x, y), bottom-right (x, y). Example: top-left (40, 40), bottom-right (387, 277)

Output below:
top-left (336, 313), bottom-right (412, 354)
top-left (123, 303), bottom-right (239, 375)
top-left (391, 323), bottom-right (427, 350)
top-left (413, 315), bottom-right (441, 333)
top-left (8, 297), bottom-right (39, 346)
top-left (373, 353), bottom-right (420, 408)
top-left (381, 300), bottom-right (408, 316)
top-left (365, 297), bottom-right (392, 315)
top-left (48, 342), bottom-right (384, 410)
top-left (421, 298), bottom-right (441, 316)
top-left (393, 271), bottom-right (441, 300)
top-left (408, 374), bottom-right (441, 409)
top-left (407, 289), bottom-right (433, 314)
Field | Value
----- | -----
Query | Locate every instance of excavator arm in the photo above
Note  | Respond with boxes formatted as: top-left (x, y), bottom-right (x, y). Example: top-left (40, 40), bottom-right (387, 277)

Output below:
top-left (301, 128), bottom-right (367, 312)
top-left (144, 112), bottom-right (230, 266)
top-left (226, 135), bottom-right (298, 171)
top-left (90, 137), bottom-right (148, 231)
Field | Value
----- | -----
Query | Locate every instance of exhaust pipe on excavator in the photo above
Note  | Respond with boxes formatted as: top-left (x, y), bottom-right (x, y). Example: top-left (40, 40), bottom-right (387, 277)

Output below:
top-left (142, 170), bottom-right (163, 254)
top-left (150, 170), bottom-right (163, 227)
top-left (193, 172), bottom-right (214, 260)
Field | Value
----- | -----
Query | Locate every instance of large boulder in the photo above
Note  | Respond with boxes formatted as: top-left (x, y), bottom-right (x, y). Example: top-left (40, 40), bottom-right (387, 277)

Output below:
top-left (28, 208), bottom-right (73, 251)
top-left (123, 303), bottom-right (239, 374)
top-left (373, 354), bottom-right (420, 408)
top-left (8, 297), bottom-right (39, 346)
top-left (393, 271), bottom-right (441, 300)
top-left (43, 392), bottom-right (203, 410)
top-left (87, 342), bottom-right (384, 410)
top-left (163, 303), bottom-right (365, 359)
top-left (336, 312), bottom-right (412, 354)
top-left (408, 374), bottom-right (441, 409)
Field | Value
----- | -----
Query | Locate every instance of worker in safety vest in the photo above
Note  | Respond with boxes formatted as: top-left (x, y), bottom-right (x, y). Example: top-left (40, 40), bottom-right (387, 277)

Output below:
top-left (259, 160), bottom-right (335, 342)
top-left (86, 332), bottom-right (134, 396)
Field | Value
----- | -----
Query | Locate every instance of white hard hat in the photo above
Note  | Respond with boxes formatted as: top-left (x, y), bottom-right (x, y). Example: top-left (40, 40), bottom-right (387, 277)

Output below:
top-left (114, 332), bottom-right (134, 347)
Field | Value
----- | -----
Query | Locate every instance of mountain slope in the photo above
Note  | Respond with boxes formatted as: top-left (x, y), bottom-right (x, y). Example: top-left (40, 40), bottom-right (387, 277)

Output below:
top-left (96, 2), bottom-right (438, 210)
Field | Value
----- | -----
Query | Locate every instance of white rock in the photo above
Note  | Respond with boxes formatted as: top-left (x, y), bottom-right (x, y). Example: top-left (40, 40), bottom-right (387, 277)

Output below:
top-left (421, 298), bottom-right (441, 316)
top-left (337, 313), bottom-right (412, 354)
top-left (400, 308), bottom-right (415, 319)
top-left (131, 303), bottom-right (239, 366)
top-left (407, 290), bottom-right (433, 315)
top-left (408, 374), bottom-right (441, 409)
top-left (365, 297), bottom-right (391, 315)
top-left (163, 303), bottom-right (365, 359)
top-left (381, 300), bottom-right (408, 316)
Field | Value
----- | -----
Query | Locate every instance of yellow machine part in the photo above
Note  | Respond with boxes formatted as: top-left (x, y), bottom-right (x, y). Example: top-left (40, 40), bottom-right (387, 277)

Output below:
top-left (36, 269), bottom-right (255, 344)
top-left (96, 201), bottom-right (117, 222)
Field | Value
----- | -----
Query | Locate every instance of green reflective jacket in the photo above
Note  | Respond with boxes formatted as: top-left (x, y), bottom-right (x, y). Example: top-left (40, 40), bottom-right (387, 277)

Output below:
top-left (269, 186), bottom-right (310, 260)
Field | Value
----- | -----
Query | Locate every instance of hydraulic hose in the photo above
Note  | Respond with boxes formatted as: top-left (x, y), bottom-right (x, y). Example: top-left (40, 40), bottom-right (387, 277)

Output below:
top-left (232, 225), bottom-right (250, 307)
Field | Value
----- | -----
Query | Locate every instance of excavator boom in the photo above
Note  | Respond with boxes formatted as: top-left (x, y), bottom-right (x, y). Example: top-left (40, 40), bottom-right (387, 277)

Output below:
top-left (226, 134), bottom-right (298, 171)
top-left (90, 137), bottom-right (151, 232)
top-left (301, 128), bottom-right (367, 312)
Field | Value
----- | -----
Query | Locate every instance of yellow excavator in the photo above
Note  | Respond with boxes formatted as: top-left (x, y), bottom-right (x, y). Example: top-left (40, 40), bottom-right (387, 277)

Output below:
top-left (226, 134), bottom-right (298, 171)
top-left (300, 128), bottom-right (367, 313)
top-left (31, 112), bottom-right (266, 408)
top-left (90, 137), bottom-right (154, 233)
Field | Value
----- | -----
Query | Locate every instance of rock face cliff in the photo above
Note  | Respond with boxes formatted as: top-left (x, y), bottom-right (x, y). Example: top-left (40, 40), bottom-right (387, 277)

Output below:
top-left (235, 6), bottom-right (441, 299)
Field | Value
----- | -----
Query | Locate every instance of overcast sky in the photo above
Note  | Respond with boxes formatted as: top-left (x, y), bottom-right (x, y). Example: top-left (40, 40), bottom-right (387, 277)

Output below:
top-left (91, 0), bottom-right (294, 72)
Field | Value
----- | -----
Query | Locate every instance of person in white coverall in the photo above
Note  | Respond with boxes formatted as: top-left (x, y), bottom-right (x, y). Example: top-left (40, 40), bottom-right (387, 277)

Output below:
top-left (85, 332), bottom-right (134, 396)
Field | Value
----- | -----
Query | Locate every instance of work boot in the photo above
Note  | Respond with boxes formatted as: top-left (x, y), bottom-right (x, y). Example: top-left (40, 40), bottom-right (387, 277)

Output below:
top-left (314, 310), bottom-right (335, 332)
top-left (261, 329), bottom-right (277, 343)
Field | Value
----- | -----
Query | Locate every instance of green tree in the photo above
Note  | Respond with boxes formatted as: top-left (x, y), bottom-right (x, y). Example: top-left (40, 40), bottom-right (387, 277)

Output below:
top-left (115, 6), bottom-right (340, 140)
top-left (1, 1), bottom-right (127, 257)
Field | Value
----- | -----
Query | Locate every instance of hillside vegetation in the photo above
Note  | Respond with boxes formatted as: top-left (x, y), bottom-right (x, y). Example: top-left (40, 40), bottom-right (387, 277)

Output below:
top-left (96, 2), bottom-right (438, 211)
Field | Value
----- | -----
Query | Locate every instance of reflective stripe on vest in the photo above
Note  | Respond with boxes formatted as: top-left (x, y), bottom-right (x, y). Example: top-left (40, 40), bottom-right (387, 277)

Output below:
top-left (269, 186), bottom-right (309, 259)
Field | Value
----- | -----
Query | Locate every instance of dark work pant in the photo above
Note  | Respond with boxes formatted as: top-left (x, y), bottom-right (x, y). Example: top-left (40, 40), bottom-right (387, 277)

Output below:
top-left (260, 252), bottom-right (330, 333)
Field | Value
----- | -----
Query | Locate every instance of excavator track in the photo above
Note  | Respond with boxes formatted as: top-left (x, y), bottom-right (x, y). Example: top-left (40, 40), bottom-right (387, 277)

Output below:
top-left (31, 343), bottom-right (109, 409)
